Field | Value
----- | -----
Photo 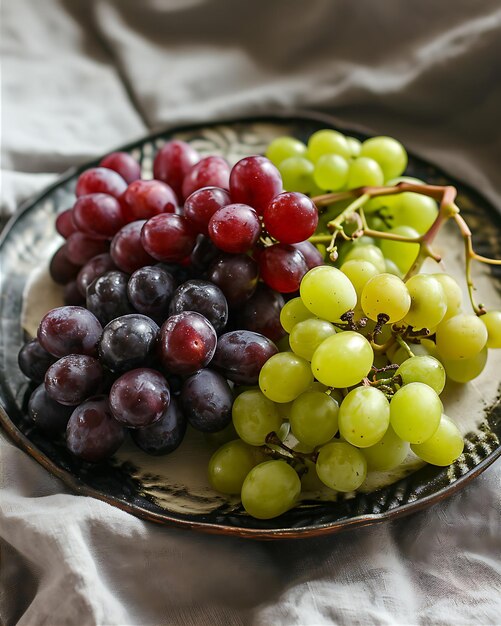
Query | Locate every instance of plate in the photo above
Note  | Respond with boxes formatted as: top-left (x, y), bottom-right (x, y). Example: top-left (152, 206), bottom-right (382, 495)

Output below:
top-left (1, 112), bottom-right (500, 539)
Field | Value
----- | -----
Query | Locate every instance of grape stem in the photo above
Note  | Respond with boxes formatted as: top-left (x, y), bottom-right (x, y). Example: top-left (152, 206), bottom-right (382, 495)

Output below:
top-left (395, 334), bottom-right (415, 358)
top-left (262, 432), bottom-right (317, 470)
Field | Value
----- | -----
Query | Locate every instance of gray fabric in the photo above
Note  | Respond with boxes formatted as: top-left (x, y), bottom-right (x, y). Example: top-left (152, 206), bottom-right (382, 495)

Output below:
top-left (1, 1), bottom-right (501, 624)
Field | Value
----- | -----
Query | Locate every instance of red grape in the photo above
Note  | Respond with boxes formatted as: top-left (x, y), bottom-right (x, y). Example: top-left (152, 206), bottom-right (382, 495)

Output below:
top-left (66, 232), bottom-right (109, 266)
top-left (229, 156), bottom-right (282, 214)
top-left (153, 140), bottom-right (200, 199)
top-left (110, 368), bottom-right (170, 428)
top-left (181, 156), bottom-right (230, 200)
top-left (264, 192), bottom-right (318, 243)
top-left (77, 253), bottom-right (116, 296)
top-left (291, 240), bottom-right (324, 269)
top-left (258, 244), bottom-right (309, 293)
top-left (110, 220), bottom-right (156, 273)
top-left (49, 244), bottom-right (80, 285)
top-left (141, 214), bottom-right (197, 262)
top-left (100, 151), bottom-right (141, 184)
top-left (45, 354), bottom-right (103, 405)
top-left (38, 306), bottom-right (102, 357)
top-left (121, 179), bottom-right (177, 222)
top-left (73, 193), bottom-right (125, 239)
top-left (184, 187), bottom-right (231, 235)
top-left (56, 209), bottom-right (77, 239)
top-left (208, 204), bottom-right (261, 253)
top-left (75, 167), bottom-right (127, 199)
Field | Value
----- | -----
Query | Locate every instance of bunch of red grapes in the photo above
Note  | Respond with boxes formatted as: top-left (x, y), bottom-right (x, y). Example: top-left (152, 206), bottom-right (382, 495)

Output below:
top-left (19, 142), bottom-right (323, 462)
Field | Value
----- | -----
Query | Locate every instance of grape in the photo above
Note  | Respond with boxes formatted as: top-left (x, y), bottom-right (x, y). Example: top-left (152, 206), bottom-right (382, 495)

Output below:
top-left (343, 243), bottom-right (386, 273)
top-left (338, 386), bottom-right (390, 448)
top-left (290, 391), bottom-right (339, 447)
top-left (28, 384), bottom-right (74, 434)
top-left (307, 129), bottom-right (351, 161)
top-left (280, 297), bottom-right (315, 333)
top-left (276, 334), bottom-right (291, 352)
top-left (258, 244), bottom-right (309, 293)
top-left (63, 281), bottom-right (85, 306)
top-left (360, 136), bottom-right (408, 180)
top-left (300, 266), bottom-right (357, 322)
top-left (77, 253), bottom-right (116, 297)
top-left (38, 306), bottom-right (102, 357)
top-left (65, 232), bottom-right (109, 266)
top-left (236, 284), bottom-right (286, 342)
top-left (229, 156), bottom-right (282, 215)
top-left (131, 396), bottom-right (186, 456)
top-left (346, 136), bottom-right (362, 157)
top-left (384, 258), bottom-right (402, 277)
top-left (55, 209), bottom-right (77, 239)
top-left (481, 310), bottom-right (501, 348)
top-left (141, 213), bottom-right (197, 262)
top-left (433, 273), bottom-right (463, 320)
top-left (390, 193), bottom-right (438, 234)
top-left (153, 139), bottom-right (200, 199)
top-left (289, 318), bottom-right (336, 361)
top-left (380, 226), bottom-right (420, 274)
top-left (45, 354), bottom-right (103, 406)
top-left (440, 347), bottom-right (488, 383)
top-left (110, 368), bottom-right (170, 428)
top-left (66, 396), bottom-right (125, 462)
top-left (291, 241), bottom-right (324, 269)
top-left (396, 355), bottom-right (446, 394)
top-left (278, 157), bottom-right (314, 194)
top-left (263, 192), bottom-right (318, 244)
top-left (362, 426), bottom-right (409, 471)
top-left (347, 157), bottom-right (384, 188)
top-left (180, 369), bottom-right (233, 432)
top-left (313, 154), bottom-right (349, 191)
top-left (403, 274), bottom-right (447, 329)
top-left (241, 460), bottom-right (301, 519)
top-left (121, 179), bottom-right (177, 222)
top-left (265, 136), bottom-right (307, 166)
top-left (361, 273), bottom-right (411, 323)
top-left (159, 311), bottom-right (217, 375)
top-left (86, 271), bottom-right (135, 325)
top-left (208, 439), bottom-right (258, 495)
top-left (182, 156), bottom-right (230, 200)
top-left (316, 442), bottom-right (367, 491)
top-left (18, 339), bottom-right (56, 383)
top-left (411, 414), bottom-right (464, 466)
top-left (435, 314), bottom-right (488, 360)
top-left (127, 265), bottom-right (176, 320)
top-left (390, 382), bottom-right (442, 444)
top-left (311, 331), bottom-right (373, 388)
top-left (232, 389), bottom-right (282, 445)
top-left (110, 221), bottom-right (156, 273)
top-left (75, 167), bottom-right (127, 199)
top-left (169, 279), bottom-right (228, 334)
top-left (208, 204), bottom-right (261, 253)
top-left (98, 314), bottom-right (159, 372)
top-left (190, 235), bottom-right (219, 271)
top-left (212, 330), bottom-right (278, 385)
top-left (73, 193), bottom-right (125, 239)
top-left (259, 352), bottom-right (313, 403)
top-left (207, 254), bottom-right (259, 307)
top-left (184, 187), bottom-right (231, 235)
top-left (100, 151), bottom-right (141, 184)
top-left (340, 260), bottom-right (380, 298)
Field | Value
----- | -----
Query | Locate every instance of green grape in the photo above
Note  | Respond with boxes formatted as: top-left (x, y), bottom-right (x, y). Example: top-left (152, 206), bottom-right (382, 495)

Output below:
top-left (265, 136), bottom-right (307, 166)
top-left (432, 273), bottom-right (463, 320)
top-left (481, 310), bottom-right (501, 348)
top-left (386, 176), bottom-right (424, 186)
top-left (280, 297), bottom-right (315, 333)
top-left (300, 266), bottom-right (357, 322)
top-left (289, 318), bottom-right (337, 361)
top-left (259, 352), bottom-right (313, 403)
top-left (276, 334), bottom-right (291, 352)
top-left (232, 389), bottom-right (282, 445)
top-left (380, 225), bottom-right (420, 274)
top-left (313, 154), bottom-right (349, 191)
top-left (241, 460), bottom-right (301, 519)
top-left (384, 258), bottom-right (403, 277)
top-left (301, 458), bottom-right (326, 491)
top-left (279, 156), bottom-right (314, 193)
top-left (343, 244), bottom-right (386, 273)
top-left (340, 260), bottom-right (380, 298)
top-left (391, 193), bottom-right (438, 234)
top-left (440, 346), bottom-right (488, 383)
top-left (435, 314), bottom-right (488, 360)
top-left (403, 274), bottom-right (447, 329)
top-left (390, 382), bottom-right (442, 444)
top-left (316, 442), bottom-right (367, 491)
top-left (290, 391), bottom-right (339, 447)
top-left (306, 129), bottom-right (351, 162)
top-left (362, 426), bottom-right (409, 471)
top-left (360, 136), bottom-right (408, 180)
top-left (311, 331), bottom-right (373, 388)
top-left (411, 414), bottom-right (464, 466)
top-left (346, 136), bottom-right (362, 157)
top-left (347, 157), bottom-right (384, 189)
top-left (396, 355), bottom-right (446, 394)
top-left (208, 440), bottom-right (258, 494)
top-left (276, 401), bottom-right (293, 420)
top-left (338, 386), bottom-right (390, 448)
top-left (364, 193), bottom-right (401, 215)
top-left (361, 273), bottom-right (411, 323)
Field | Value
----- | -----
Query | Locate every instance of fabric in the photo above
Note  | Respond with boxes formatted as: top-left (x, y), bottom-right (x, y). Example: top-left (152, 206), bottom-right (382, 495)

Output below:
top-left (1, 1), bottom-right (501, 624)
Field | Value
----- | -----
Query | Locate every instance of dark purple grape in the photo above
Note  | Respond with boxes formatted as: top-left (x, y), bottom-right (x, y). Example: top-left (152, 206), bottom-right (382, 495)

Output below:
top-left (109, 368), bottom-right (170, 428)
top-left (181, 369), bottom-right (232, 432)
top-left (49, 244), bottom-right (80, 285)
top-left (77, 253), bottom-right (116, 297)
top-left (127, 265), bottom-right (176, 320)
top-left (169, 279), bottom-right (228, 334)
top-left (28, 384), bottom-right (74, 434)
top-left (131, 397), bottom-right (186, 455)
top-left (212, 330), bottom-right (278, 385)
top-left (86, 271), bottom-right (135, 325)
top-left (207, 254), bottom-right (259, 308)
top-left (66, 396), bottom-right (126, 462)
top-left (45, 354), bottom-right (103, 406)
top-left (38, 306), bottom-right (102, 357)
top-left (190, 235), bottom-right (219, 271)
top-left (18, 339), bottom-right (56, 383)
top-left (156, 262), bottom-right (195, 286)
top-left (64, 281), bottom-right (86, 306)
top-left (235, 284), bottom-right (285, 342)
top-left (159, 312), bottom-right (217, 376)
top-left (98, 314), bottom-right (159, 372)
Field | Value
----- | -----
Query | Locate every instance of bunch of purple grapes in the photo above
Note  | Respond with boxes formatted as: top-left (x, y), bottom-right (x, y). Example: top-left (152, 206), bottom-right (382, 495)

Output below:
top-left (19, 142), bottom-right (323, 463)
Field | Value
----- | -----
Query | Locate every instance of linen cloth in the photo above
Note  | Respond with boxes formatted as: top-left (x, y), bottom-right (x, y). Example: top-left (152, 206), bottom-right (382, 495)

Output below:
top-left (1, 1), bottom-right (501, 624)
